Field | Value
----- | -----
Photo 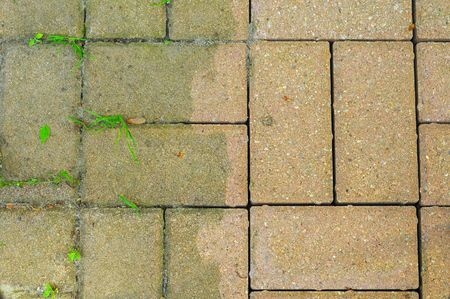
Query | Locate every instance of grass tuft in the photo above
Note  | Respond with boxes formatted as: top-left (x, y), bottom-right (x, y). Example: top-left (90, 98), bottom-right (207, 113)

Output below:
top-left (40, 124), bottom-right (51, 144)
top-left (150, 0), bottom-right (171, 6)
top-left (118, 195), bottom-right (141, 213)
top-left (42, 283), bottom-right (58, 298)
top-left (0, 169), bottom-right (78, 189)
top-left (69, 110), bottom-right (138, 161)
top-left (68, 248), bottom-right (81, 262)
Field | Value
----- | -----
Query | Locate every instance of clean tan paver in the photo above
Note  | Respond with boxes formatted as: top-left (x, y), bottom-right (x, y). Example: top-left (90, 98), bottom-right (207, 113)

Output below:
top-left (250, 206), bottom-right (418, 290)
top-left (250, 42), bottom-right (332, 204)
top-left (170, 0), bottom-right (248, 40)
top-left (84, 43), bottom-right (247, 123)
top-left (0, 0), bottom-right (83, 38)
top-left (419, 124), bottom-right (450, 206)
top-left (417, 43), bottom-right (450, 123)
top-left (334, 42), bottom-right (418, 203)
top-left (421, 207), bottom-right (450, 299)
top-left (416, 0), bottom-right (450, 40)
top-left (251, 291), bottom-right (419, 299)
top-left (0, 209), bottom-right (76, 294)
top-left (0, 45), bottom-right (80, 180)
top-left (80, 209), bottom-right (163, 298)
top-left (252, 0), bottom-right (412, 40)
top-left (86, 0), bottom-right (165, 38)
top-left (166, 209), bottom-right (248, 299)
top-left (83, 125), bottom-right (247, 206)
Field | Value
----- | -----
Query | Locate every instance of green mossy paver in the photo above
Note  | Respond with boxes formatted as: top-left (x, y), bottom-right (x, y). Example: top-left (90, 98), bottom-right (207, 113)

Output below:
top-left (251, 291), bottom-right (419, 299)
top-left (82, 125), bottom-right (247, 207)
top-left (0, 0), bottom-right (83, 39)
top-left (84, 42), bottom-right (247, 123)
top-left (251, 206), bottom-right (419, 290)
top-left (80, 209), bottom-right (163, 298)
top-left (250, 41), bottom-right (332, 204)
top-left (169, 0), bottom-right (248, 40)
top-left (166, 209), bottom-right (248, 299)
top-left (416, 0), bottom-right (450, 40)
top-left (0, 208), bottom-right (76, 294)
top-left (86, 0), bottom-right (165, 38)
top-left (0, 45), bottom-right (80, 180)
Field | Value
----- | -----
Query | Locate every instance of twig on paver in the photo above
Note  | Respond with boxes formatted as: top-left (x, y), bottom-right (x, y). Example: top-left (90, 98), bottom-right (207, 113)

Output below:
top-left (69, 110), bottom-right (139, 161)
top-left (118, 195), bottom-right (141, 213)
top-left (0, 169), bottom-right (78, 189)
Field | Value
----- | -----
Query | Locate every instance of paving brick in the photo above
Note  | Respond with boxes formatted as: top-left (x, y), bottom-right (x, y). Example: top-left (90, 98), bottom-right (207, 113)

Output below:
top-left (0, 44), bottom-right (80, 180)
top-left (170, 0), bottom-right (248, 40)
top-left (419, 124), bottom-right (450, 206)
top-left (86, 0), bottom-right (165, 38)
top-left (333, 42), bottom-right (418, 203)
top-left (417, 43), bottom-right (450, 122)
top-left (0, 208), bottom-right (76, 294)
top-left (252, 0), bottom-right (412, 40)
top-left (83, 125), bottom-right (247, 206)
top-left (416, 0), bottom-right (450, 40)
top-left (250, 42), bottom-right (332, 204)
top-left (166, 209), bottom-right (248, 298)
top-left (80, 209), bottom-right (163, 298)
top-left (421, 207), bottom-right (450, 299)
top-left (0, 0), bottom-right (83, 38)
top-left (0, 184), bottom-right (76, 205)
top-left (251, 291), bottom-right (419, 299)
top-left (84, 42), bottom-right (247, 122)
top-left (250, 206), bottom-right (418, 290)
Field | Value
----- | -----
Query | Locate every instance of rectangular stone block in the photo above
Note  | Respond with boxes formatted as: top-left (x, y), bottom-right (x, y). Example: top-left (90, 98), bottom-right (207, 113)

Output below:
top-left (419, 124), bottom-right (450, 206)
top-left (252, 0), bottom-right (412, 40)
top-left (417, 43), bottom-right (450, 122)
top-left (166, 209), bottom-right (248, 298)
top-left (416, 0), bottom-right (450, 40)
top-left (80, 209), bottom-right (164, 298)
top-left (84, 43), bottom-right (247, 123)
top-left (0, 208), bottom-right (76, 294)
top-left (251, 291), bottom-right (419, 299)
top-left (0, 45), bottom-right (80, 180)
top-left (86, 0), bottom-right (165, 38)
top-left (0, 184), bottom-right (76, 205)
top-left (170, 0), bottom-right (248, 40)
top-left (333, 42), bottom-right (418, 203)
top-left (250, 206), bottom-right (418, 290)
top-left (250, 42), bottom-right (332, 204)
top-left (83, 125), bottom-right (247, 206)
top-left (421, 207), bottom-right (450, 299)
top-left (0, 0), bottom-right (83, 38)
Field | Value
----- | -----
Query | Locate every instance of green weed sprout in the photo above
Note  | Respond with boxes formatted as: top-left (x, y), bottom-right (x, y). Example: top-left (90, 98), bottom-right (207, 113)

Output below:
top-left (68, 248), bottom-right (81, 262)
top-left (118, 195), bottom-right (141, 213)
top-left (29, 33), bottom-right (86, 65)
top-left (40, 124), bottom-right (51, 144)
top-left (150, 0), bottom-right (171, 6)
top-left (69, 110), bottom-right (138, 161)
top-left (0, 169), bottom-right (78, 189)
top-left (42, 283), bottom-right (58, 298)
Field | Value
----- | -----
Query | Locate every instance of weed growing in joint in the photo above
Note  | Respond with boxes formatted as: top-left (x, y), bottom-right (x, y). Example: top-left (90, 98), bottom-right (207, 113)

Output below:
top-left (69, 110), bottom-right (138, 161)
top-left (29, 33), bottom-right (86, 65)
top-left (40, 124), bottom-right (51, 144)
top-left (68, 248), bottom-right (81, 262)
top-left (42, 283), bottom-right (58, 298)
top-left (118, 195), bottom-right (141, 213)
top-left (150, 0), bottom-right (171, 6)
top-left (0, 169), bottom-right (78, 189)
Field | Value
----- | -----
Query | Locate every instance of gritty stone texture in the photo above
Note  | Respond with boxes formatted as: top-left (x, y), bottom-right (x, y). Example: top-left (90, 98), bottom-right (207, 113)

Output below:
top-left (0, 209), bottom-right (76, 293)
top-left (0, 45), bottom-right (80, 180)
top-left (333, 42), bottom-right (418, 203)
top-left (0, 184), bottom-right (76, 205)
top-left (166, 209), bottom-right (248, 298)
top-left (419, 124), bottom-right (450, 206)
top-left (84, 43), bottom-right (247, 122)
top-left (250, 206), bottom-right (418, 290)
top-left (80, 209), bottom-right (164, 298)
top-left (252, 0), bottom-right (412, 40)
top-left (416, 0), bottom-right (450, 40)
top-left (0, 0), bottom-right (83, 38)
top-left (250, 42), bottom-right (332, 204)
top-left (86, 0), bottom-right (165, 38)
top-left (417, 43), bottom-right (450, 122)
top-left (170, 0), bottom-right (248, 40)
top-left (421, 207), bottom-right (450, 299)
top-left (83, 125), bottom-right (247, 206)
top-left (251, 291), bottom-right (419, 299)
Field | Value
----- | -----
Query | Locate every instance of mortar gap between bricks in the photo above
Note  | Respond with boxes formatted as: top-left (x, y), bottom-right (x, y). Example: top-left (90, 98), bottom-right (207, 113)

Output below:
top-left (162, 208), bottom-right (169, 298)
top-left (329, 41), bottom-right (337, 206)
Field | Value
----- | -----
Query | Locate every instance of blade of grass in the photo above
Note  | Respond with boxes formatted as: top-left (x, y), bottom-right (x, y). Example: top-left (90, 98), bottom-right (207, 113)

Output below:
top-left (118, 195), bottom-right (141, 213)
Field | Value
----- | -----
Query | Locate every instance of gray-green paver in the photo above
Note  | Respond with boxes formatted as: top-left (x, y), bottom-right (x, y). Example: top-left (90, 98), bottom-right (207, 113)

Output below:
top-left (80, 209), bottom-right (164, 298)
top-left (166, 209), bottom-right (248, 299)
